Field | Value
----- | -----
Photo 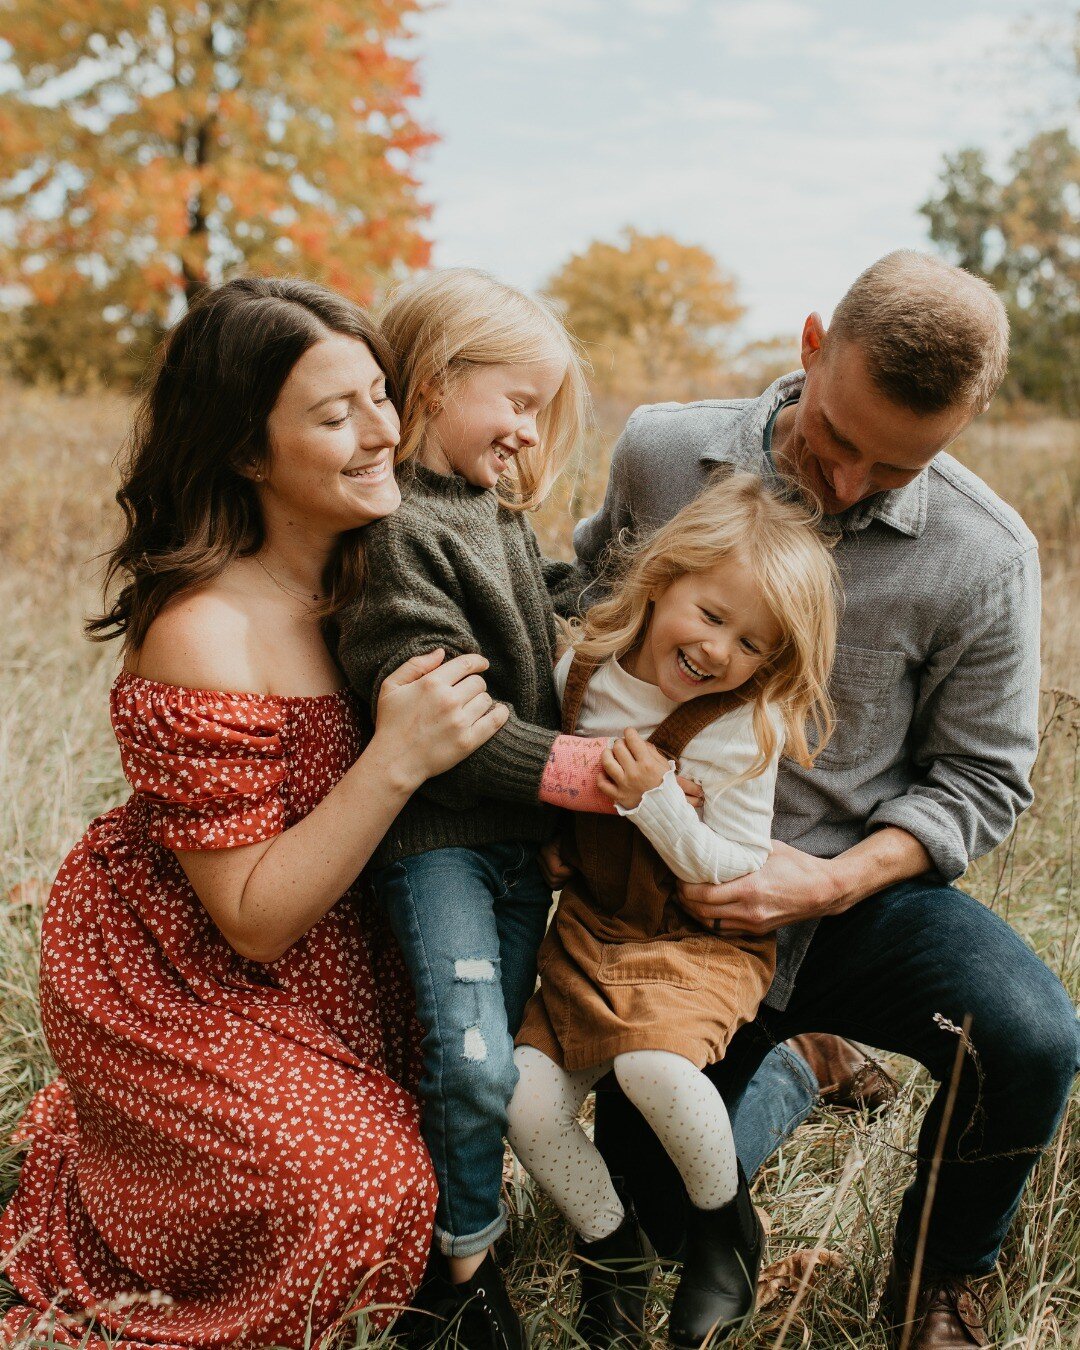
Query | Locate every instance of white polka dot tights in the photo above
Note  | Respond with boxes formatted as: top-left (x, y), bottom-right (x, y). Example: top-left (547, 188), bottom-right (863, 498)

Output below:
top-left (507, 1046), bottom-right (739, 1242)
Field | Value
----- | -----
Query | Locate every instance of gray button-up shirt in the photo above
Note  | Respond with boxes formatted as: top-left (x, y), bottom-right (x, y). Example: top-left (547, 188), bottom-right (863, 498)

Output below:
top-left (574, 372), bottom-right (1041, 1008)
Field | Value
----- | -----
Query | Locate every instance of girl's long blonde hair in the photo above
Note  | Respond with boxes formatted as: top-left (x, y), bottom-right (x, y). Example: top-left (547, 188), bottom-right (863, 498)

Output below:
top-left (576, 472), bottom-right (839, 774)
top-left (379, 267), bottom-right (589, 511)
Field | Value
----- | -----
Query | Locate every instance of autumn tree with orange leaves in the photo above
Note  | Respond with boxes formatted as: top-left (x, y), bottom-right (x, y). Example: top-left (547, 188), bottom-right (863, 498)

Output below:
top-left (547, 229), bottom-right (744, 405)
top-left (0, 0), bottom-right (434, 382)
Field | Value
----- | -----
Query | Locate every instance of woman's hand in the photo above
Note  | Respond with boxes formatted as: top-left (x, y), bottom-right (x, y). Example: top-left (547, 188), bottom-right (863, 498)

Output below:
top-left (372, 649), bottom-right (509, 789)
top-left (598, 727), bottom-right (674, 811)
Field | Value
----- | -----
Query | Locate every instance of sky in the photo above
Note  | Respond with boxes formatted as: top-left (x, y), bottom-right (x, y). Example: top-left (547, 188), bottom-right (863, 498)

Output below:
top-left (408, 0), bottom-right (1075, 338)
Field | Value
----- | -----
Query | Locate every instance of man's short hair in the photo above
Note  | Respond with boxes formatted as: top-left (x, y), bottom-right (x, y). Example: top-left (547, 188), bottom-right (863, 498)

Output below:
top-left (829, 250), bottom-right (1009, 414)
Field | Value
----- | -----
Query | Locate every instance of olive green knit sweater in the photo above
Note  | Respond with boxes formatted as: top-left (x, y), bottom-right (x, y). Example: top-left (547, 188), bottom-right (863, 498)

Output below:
top-left (337, 463), bottom-right (587, 867)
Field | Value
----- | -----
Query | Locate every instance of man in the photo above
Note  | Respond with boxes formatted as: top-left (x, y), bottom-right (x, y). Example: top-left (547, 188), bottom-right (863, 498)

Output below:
top-left (575, 251), bottom-right (1078, 1347)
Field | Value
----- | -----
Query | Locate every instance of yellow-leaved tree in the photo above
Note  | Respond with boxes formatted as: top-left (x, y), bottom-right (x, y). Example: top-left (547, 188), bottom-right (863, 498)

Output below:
top-left (547, 228), bottom-right (744, 405)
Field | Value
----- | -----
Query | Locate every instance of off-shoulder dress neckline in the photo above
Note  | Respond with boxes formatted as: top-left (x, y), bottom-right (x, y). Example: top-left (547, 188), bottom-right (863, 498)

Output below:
top-left (115, 667), bottom-right (352, 705)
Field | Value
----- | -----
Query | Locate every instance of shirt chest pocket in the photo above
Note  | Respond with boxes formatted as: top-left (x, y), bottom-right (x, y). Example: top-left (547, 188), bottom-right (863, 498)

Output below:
top-left (813, 644), bottom-right (906, 771)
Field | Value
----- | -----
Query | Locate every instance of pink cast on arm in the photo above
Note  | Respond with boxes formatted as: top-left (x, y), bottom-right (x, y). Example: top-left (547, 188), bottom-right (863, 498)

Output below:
top-left (538, 735), bottom-right (618, 815)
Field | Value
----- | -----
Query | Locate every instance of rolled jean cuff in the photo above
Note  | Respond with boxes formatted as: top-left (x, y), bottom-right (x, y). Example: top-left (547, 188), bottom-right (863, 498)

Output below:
top-left (434, 1201), bottom-right (508, 1258)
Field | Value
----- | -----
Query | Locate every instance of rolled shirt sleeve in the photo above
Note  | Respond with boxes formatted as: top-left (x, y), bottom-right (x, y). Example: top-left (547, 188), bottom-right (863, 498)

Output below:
top-left (865, 546), bottom-right (1041, 880)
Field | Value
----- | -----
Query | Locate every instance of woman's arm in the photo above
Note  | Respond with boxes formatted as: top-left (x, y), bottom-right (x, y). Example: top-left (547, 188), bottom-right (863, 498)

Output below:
top-left (174, 649), bottom-right (507, 963)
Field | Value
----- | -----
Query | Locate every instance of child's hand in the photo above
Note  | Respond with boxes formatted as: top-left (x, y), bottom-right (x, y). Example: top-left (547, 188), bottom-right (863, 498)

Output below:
top-left (537, 837), bottom-right (575, 889)
top-left (677, 774), bottom-right (705, 812)
top-left (598, 728), bottom-right (674, 811)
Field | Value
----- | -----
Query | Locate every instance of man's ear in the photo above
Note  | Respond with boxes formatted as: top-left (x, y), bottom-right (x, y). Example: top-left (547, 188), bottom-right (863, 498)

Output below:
top-left (800, 312), bottom-right (826, 372)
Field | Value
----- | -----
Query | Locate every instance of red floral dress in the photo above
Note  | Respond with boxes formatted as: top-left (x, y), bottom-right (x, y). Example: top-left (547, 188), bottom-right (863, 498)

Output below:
top-left (0, 672), bottom-right (436, 1350)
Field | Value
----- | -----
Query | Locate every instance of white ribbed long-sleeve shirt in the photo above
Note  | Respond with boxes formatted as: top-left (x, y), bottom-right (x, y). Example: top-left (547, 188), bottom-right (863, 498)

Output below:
top-left (554, 651), bottom-right (782, 885)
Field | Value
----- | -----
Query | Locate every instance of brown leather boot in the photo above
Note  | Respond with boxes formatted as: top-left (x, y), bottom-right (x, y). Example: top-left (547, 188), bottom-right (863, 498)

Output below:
top-left (882, 1255), bottom-right (990, 1348)
top-left (784, 1034), bottom-right (898, 1112)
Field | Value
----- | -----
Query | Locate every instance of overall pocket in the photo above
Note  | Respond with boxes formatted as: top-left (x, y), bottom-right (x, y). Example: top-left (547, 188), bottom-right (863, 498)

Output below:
top-left (596, 936), bottom-right (719, 990)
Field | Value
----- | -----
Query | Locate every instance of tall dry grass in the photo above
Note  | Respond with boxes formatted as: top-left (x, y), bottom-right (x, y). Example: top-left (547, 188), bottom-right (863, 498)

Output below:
top-left (0, 381), bottom-right (1077, 1347)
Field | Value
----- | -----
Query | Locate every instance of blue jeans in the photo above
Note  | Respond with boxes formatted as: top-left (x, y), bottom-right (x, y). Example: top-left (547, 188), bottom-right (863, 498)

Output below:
top-left (596, 878), bottom-right (1080, 1274)
top-left (372, 843), bottom-right (552, 1257)
top-left (729, 1042), bottom-right (817, 1179)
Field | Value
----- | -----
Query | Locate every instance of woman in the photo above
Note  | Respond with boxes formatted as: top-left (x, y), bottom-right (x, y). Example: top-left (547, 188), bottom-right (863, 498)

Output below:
top-left (0, 277), bottom-right (509, 1350)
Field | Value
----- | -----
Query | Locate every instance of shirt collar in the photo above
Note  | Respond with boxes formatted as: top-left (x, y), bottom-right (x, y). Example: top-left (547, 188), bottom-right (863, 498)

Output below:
top-left (699, 370), bottom-right (929, 539)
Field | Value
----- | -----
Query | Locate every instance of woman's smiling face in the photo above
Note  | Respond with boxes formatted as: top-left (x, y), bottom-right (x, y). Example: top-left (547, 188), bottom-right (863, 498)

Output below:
top-left (262, 333), bottom-right (402, 531)
top-left (626, 553), bottom-right (783, 703)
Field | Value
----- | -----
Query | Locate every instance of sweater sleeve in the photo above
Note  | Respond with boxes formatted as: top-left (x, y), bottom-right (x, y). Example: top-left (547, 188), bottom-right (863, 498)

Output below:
top-left (525, 525), bottom-right (590, 619)
top-left (619, 710), bottom-right (779, 884)
top-left (337, 514), bottom-right (557, 808)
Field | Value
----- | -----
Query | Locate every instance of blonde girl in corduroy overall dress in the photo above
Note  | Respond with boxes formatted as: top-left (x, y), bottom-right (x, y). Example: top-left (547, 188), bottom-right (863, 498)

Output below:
top-left (507, 474), bottom-right (838, 1346)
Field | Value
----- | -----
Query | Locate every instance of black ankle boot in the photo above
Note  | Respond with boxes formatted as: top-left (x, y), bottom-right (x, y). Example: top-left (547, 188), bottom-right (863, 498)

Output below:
top-left (451, 1252), bottom-right (528, 1350)
top-left (574, 1206), bottom-right (655, 1347)
top-left (398, 1252), bottom-right (527, 1350)
top-left (667, 1166), bottom-right (763, 1347)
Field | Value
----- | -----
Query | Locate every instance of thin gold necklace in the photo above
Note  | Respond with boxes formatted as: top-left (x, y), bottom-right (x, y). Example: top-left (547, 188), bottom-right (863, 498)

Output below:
top-left (254, 553), bottom-right (324, 605)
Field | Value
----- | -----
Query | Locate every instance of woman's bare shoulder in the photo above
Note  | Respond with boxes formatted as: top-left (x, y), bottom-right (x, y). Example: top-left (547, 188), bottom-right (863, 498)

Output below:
top-left (127, 575), bottom-right (265, 694)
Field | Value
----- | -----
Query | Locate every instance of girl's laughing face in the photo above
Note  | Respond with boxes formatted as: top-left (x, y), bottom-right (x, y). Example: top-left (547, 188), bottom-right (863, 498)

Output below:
top-left (625, 553), bottom-right (783, 703)
top-left (421, 359), bottom-right (566, 490)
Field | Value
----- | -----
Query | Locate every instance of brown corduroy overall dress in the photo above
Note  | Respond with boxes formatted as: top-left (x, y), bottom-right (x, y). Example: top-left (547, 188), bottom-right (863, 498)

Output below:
top-left (516, 654), bottom-right (776, 1072)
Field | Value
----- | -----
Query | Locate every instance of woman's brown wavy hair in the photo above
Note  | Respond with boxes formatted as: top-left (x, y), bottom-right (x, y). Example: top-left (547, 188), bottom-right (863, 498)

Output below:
top-left (87, 276), bottom-right (396, 650)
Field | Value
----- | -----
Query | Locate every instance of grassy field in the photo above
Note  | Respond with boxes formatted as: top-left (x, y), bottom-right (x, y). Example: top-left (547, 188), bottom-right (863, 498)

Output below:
top-left (0, 380), bottom-right (1077, 1347)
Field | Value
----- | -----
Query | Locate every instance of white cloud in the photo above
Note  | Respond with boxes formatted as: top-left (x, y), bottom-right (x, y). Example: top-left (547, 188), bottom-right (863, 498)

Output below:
top-left (414, 0), bottom-right (1051, 336)
top-left (711, 0), bottom-right (816, 53)
top-left (802, 13), bottom-right (1020, 137)
top-left (623, 0), bottom-right (698, 14)
top-left (661, 90), bottom-right (768, 123)
top-left (417, 0), bottom-right (609, 59)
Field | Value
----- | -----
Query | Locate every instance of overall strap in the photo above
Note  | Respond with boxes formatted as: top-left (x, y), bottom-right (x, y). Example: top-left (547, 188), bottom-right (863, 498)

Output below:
top-left (560, 652), bottom-right (601, 735)
top-left (616, 688), bottom-right (755, 933)
top-left (648, 690), bottom-right (750, 761)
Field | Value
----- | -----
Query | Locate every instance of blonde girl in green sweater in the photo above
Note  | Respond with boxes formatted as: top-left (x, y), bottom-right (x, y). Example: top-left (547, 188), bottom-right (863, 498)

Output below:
top-left (339, 268), bottom-right (605, 1349)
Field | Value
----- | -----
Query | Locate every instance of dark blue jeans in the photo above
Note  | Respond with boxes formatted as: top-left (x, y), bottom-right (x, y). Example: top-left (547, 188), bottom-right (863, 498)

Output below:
top-left (729, 1041), bottom-right (817, 1178)
top-left (595, 879), bottom-right (1080, 1275)
top-left (373, 843), bottom-right (551, 1257)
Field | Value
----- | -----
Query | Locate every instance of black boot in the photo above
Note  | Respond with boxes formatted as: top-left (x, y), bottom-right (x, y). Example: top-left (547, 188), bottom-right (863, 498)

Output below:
top-left (398, 1251), bottom-right (527, 1350)
top-left (667, 1165), bottom-right (763, 1347)
top-left (574, 1205), bottom-right (655, 1347)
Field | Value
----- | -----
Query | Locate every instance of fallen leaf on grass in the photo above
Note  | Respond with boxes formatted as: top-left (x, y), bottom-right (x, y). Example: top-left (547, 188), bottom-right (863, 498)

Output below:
top-left (4, 880), bottom-right (49, 910)
top-left (757, 1248), bottom-right (846, 1311)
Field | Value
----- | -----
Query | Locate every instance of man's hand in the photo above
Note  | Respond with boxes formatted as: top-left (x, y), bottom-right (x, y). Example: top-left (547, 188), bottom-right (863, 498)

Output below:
top-left (598, 728), bottom-right (673, 811)
top-left (677, 828), bottom-right (934, 936)
top-left (677, 841), bottom-right (848, 935)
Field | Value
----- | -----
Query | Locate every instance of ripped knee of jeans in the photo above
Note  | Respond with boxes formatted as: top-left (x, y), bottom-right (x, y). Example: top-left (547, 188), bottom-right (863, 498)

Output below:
top-left (454, 958), bottom-right (496, 984)
top-left (454, 958), bottom-right (497, 1064)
